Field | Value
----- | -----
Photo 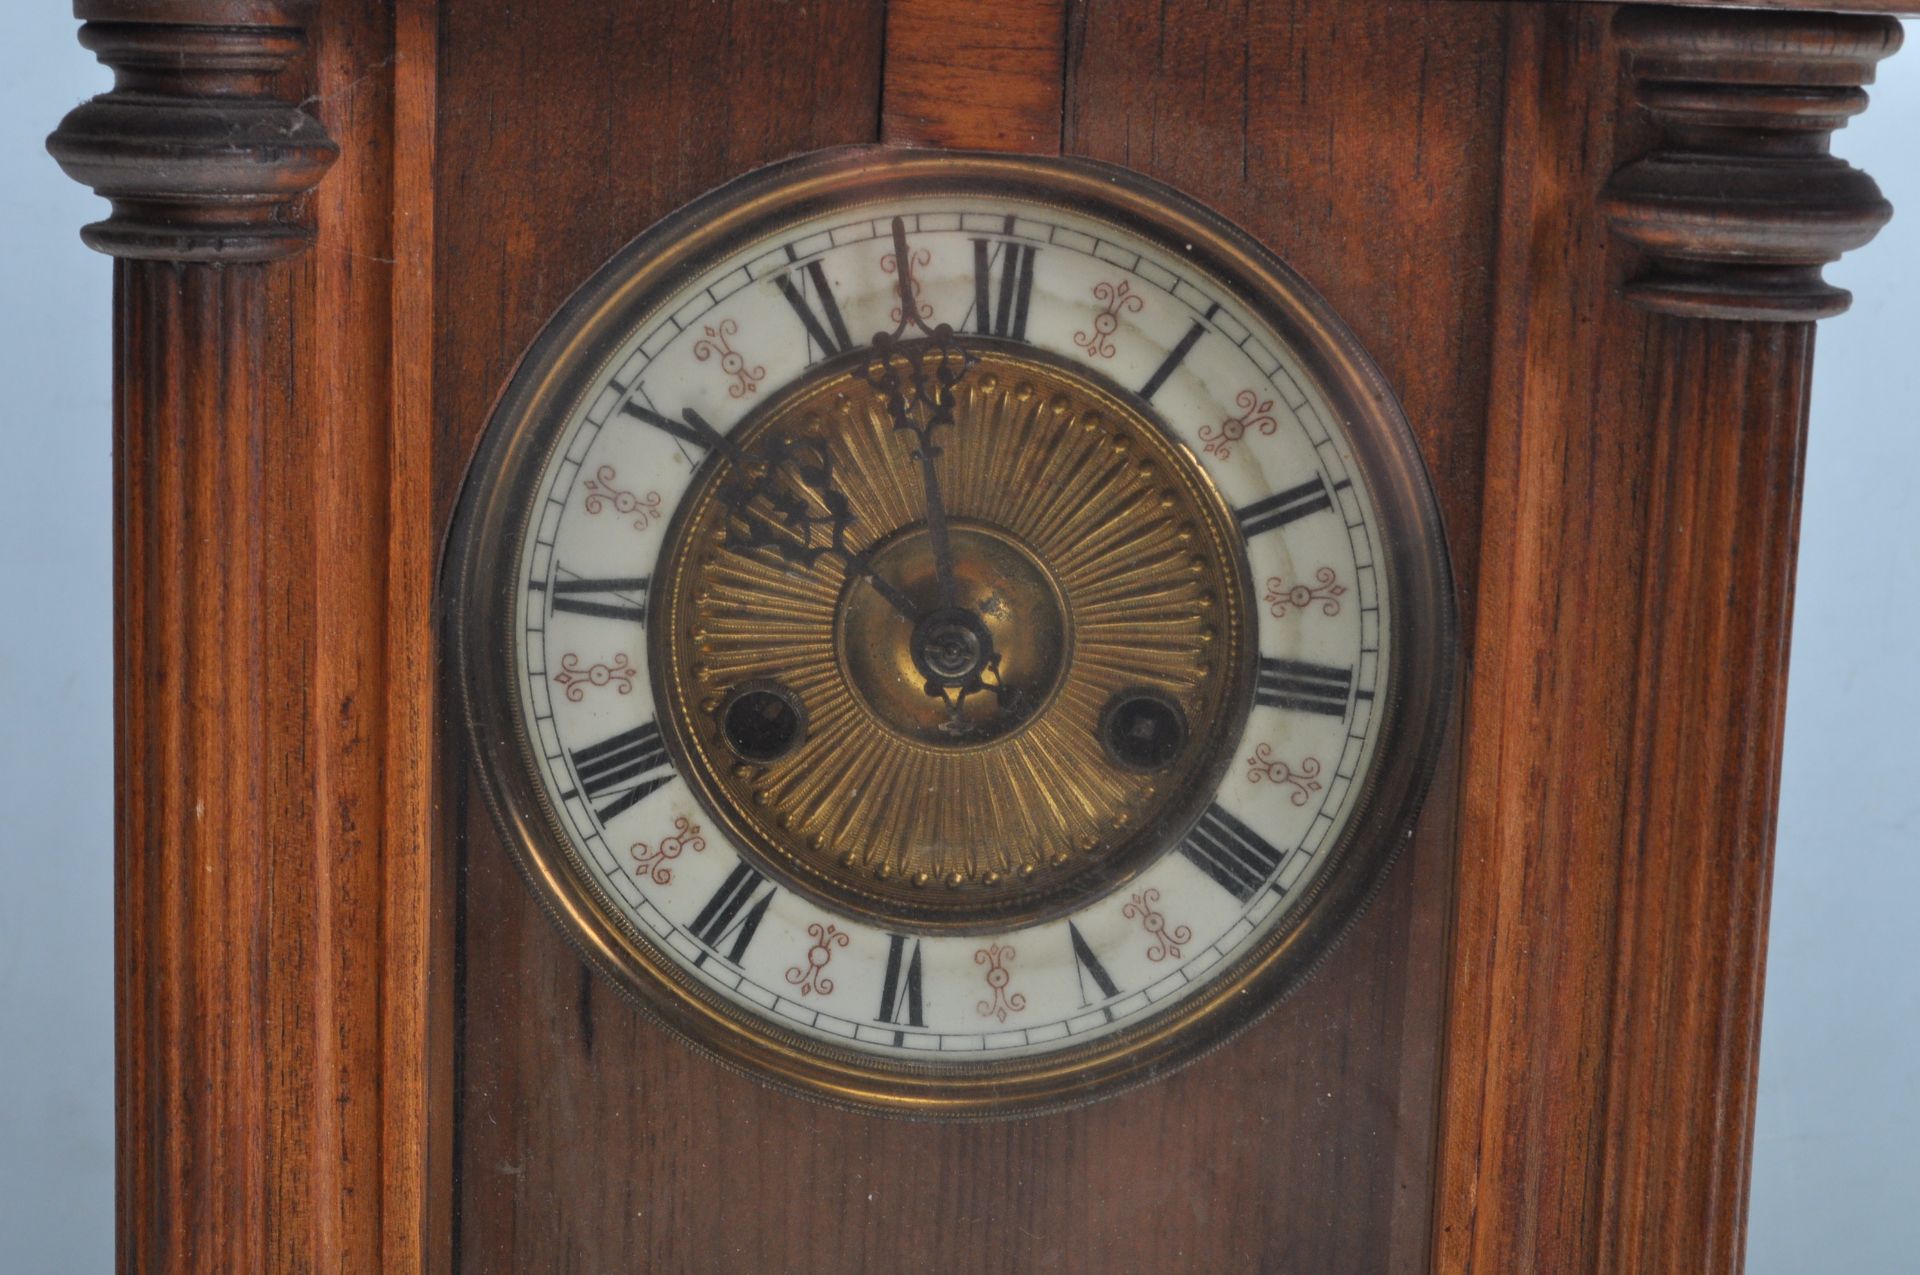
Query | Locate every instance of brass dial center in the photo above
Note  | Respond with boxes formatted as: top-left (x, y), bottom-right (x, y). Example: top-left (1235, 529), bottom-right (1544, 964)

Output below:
top-left (650, 345), bottom-right (1255, 931)
top-left (839, 522), bottom-right (1069, 747)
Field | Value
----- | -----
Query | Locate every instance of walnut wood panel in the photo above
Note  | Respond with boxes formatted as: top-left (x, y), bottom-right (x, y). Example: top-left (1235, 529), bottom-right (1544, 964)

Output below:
top-left (307, 2), bottom-right (448, 1272)
top-left (431, 2), bottom-right (884, 1271)
top-left (880, 0), bottom-right (1067, 153)
top-left (426, 1), bottom-right (888, 528)
top-left (387, 3), bottom-right (449, 1269)
top-left (1432, 7), bottom-right (1843, 1272)
top-left (442, 2), bottom-right (1505, 1271)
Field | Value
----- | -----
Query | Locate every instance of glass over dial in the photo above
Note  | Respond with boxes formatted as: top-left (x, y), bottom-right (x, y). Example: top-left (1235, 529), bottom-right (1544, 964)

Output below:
top-left (449, 150), bottom-right (1454, 1115)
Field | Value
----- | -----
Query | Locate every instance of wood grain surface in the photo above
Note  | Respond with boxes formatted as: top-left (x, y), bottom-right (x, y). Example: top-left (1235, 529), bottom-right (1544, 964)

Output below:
top-left (63, 2), bottom-right (444, 1270)
top-left (881, 0), bottom-right (1067, 152)
top-left (442, 2), bottom-right (1503, 1271)
top-left (1433, 8), bottom-right (1838, 1272)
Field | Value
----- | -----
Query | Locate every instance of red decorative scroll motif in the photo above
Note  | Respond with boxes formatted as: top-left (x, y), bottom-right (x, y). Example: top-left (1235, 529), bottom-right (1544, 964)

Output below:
top-left (694, 318), bottom-right (767, 398)
top-left (552, 652), bottom-right (635, 701)
top-left (1199, 389), bottom-right (1279, 460)
top-left (784, 922), bottom-right (850, 997)
top-left (1123, 888), bottom-right (1193, 963)
top-left (627, 816), bottom-right (707, 886)
top-left (1074, 279), bottom-right (1144, 360)
top-left (1264, 567), bottom-right (1346, 619)
top-left (1245, 745), bottom-right (1324, 806)
top-left (975, 942), bottom-right (1027, 1022)
top-left (582, 465), bottom-right (664, 531)
top-left (882, 245), bottom-right (935, 326)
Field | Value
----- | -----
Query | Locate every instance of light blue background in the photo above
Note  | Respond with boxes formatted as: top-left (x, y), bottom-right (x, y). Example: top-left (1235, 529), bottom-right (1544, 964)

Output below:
top-left (1, 11), bottom-right (1912, 1272)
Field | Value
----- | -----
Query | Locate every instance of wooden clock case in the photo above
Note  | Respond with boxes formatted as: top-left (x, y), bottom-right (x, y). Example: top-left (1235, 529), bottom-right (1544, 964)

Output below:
top-left (48, 1), bottom-right (1911, 1271)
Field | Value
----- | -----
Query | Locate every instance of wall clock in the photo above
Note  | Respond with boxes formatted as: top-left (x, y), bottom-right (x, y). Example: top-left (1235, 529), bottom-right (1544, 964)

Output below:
top-left (50, 1), bottom-right (1913, 1268)
top-left (448, 148), bottom-right (1455, 1113)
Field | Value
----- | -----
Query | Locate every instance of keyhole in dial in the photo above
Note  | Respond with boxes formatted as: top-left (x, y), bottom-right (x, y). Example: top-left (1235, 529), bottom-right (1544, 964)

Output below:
top-left (720, 682), bottom-right (808, 763)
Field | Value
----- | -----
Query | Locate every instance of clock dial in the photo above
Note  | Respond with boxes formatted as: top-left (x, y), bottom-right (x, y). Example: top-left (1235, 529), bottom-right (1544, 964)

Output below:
top-left (449, 149), bottom-right (1455, 1114)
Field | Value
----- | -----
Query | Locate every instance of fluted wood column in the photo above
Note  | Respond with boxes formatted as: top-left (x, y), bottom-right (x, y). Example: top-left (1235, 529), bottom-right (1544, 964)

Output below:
top-left (1436, 8), bottom-right (1900, 1274)
top-left (49, 2), bottom-right (442, 1271)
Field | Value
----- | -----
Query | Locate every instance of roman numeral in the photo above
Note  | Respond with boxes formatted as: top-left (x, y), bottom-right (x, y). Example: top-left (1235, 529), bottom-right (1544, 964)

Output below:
top-left (773, 260), bottom-right (853, 359)
top-left (876, 933), bottom-right (925, 1035)
top-left (1254, 657), bottom-right (1353, 717)
top-left (688, 862), bottom-right (776, 966)
top-left (617, 399), bottom-right (726, 452)
top-left (972, 239), bottom-right (1036, 340)
top-left (1138, 320), bottom-right (1207, 400)
top-left (1179, 803), bottom-right (1286, 903)
top-left (565, 720), bottom-right (674, 823)
top-left (546, 573), bottom-right (649, 623)
top-left (1068, 921), bottom-right (1119, 1007)
top-left (1235, 477), bottom-right (1333, 539)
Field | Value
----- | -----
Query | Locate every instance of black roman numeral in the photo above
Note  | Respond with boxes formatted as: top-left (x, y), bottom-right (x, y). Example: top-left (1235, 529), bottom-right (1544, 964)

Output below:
top-left (972, 239), bottom-right (1036, 340)
top-left (1254, 657), bottom-right (1353, 717)
top-left (1138, 320), bottom-right (1207, 400)
top-left (688, 862), bottom-right (776, 966)
top-left (546, 573), bottom-right (649, 623)
top-left (773, 260), bottom-right (853, 359)
top-left (565, 720), bottom-right (674, 823)
top-left (1235, 476), bottom-right (1333, 539)
top-left (877, 933), bottom-right (925, 1036)
top-left (1068, 921), bottom-right (1119, 1007)
top-left (617, 399), bottom-right (726, 452)
top-left (1180, 803), bottom-right (1286, 903)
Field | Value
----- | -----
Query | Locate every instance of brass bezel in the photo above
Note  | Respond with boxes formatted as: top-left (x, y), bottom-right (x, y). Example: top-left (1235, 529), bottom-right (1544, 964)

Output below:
top-left (444, 146), bottom-right (1458, 1118)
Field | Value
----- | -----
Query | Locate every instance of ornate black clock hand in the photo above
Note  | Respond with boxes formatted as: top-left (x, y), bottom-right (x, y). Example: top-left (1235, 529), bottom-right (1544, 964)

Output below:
top-left (898, 354), bottom-right (962, 610)
top-left (715, 433), bottom-right (923, 624)
top-left (870, 218), bottom-right (971, 607)
top-left (882, 214), bottom-right (938, 342)
top-left (863, 341), bottom-right (1034, 733)
top-left (864, 239), bottom-right (1008, 735)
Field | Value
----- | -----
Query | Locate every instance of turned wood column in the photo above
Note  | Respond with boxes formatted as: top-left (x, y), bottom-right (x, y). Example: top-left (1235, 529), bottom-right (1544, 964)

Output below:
top-left (1436, 8), bottom-right (1901, 1274)
top-left (48, 2), bottom-right (441, 1271)
top-left (50, 7), bottom-right (335, 1271)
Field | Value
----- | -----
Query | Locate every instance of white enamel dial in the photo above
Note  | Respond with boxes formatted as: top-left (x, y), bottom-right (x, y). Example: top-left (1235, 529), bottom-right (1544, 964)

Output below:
top-left (453, 151), bottom-right (1452, 1113)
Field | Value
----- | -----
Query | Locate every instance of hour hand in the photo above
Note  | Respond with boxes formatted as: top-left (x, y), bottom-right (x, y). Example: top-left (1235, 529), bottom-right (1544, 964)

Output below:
top-left (717, 435), bottom-right (922, 623)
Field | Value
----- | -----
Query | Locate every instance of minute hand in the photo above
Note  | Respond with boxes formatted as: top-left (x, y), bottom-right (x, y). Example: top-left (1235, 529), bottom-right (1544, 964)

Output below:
top-left (865, 332), bottom-right (975, 605)
top-left (916, 421), bottom-right (960, 609)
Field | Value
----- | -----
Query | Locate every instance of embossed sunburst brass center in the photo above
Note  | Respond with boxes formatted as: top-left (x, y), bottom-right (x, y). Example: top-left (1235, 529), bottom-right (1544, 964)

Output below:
top-left (838, 521), bottom-right (1069, 747)
top-left (651, 345), bottom-right (1254, 930)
